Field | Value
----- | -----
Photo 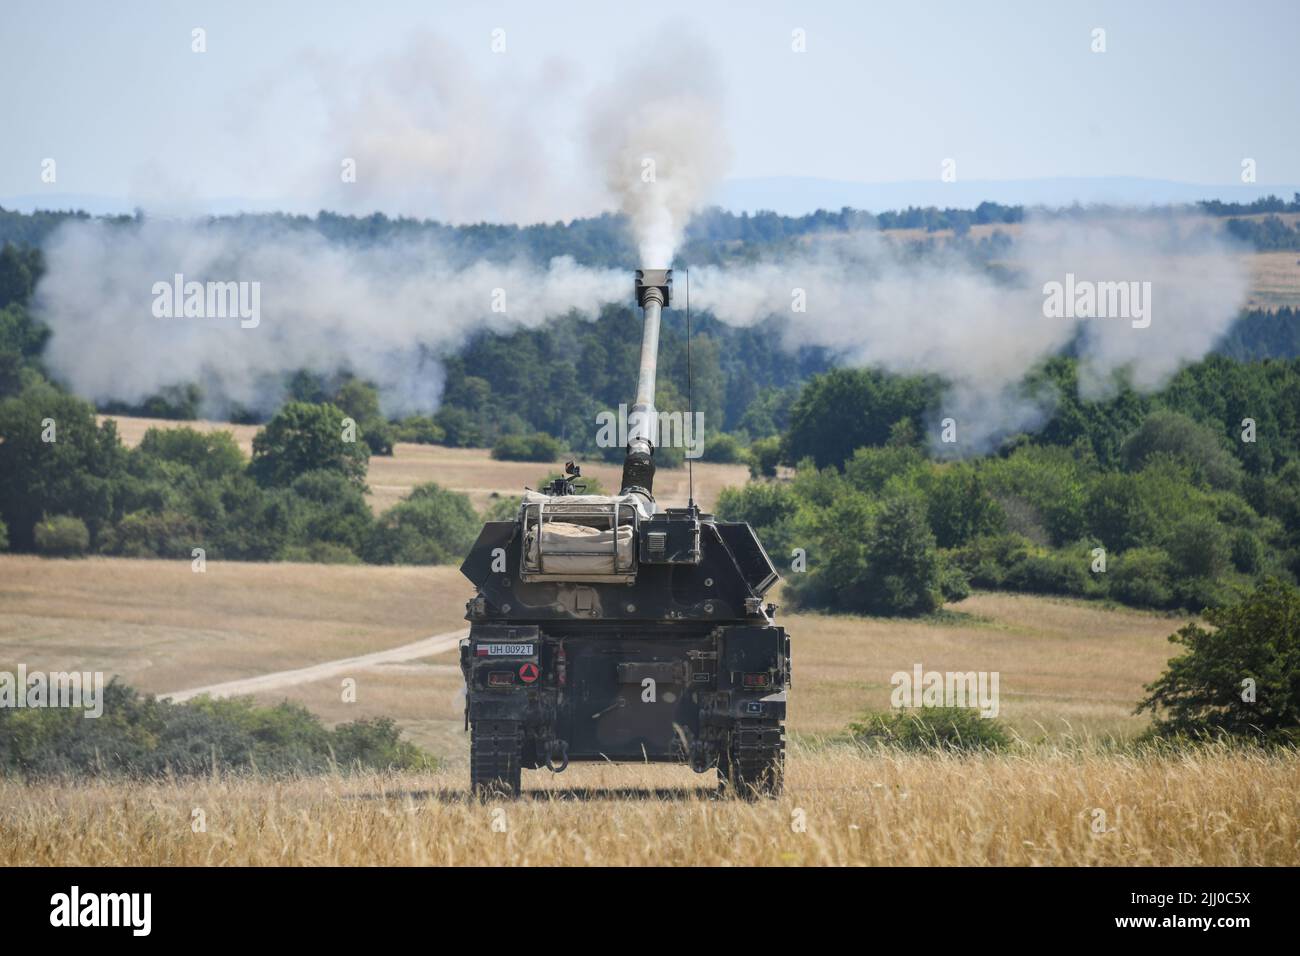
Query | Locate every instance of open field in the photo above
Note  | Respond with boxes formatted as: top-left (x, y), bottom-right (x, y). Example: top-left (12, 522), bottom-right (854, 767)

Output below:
top-left (3, 554), bottom-right (1297, 865)
top-left (809, 217), bottom-right (1300, 309)
top-left (1246, 250), bottom-right (1300, 309)
top-left (0, 556), bottom-right (1185, 755)
top-left (98, 415), bottom-right (748, 514)
top-left (2, 745), bottom-right (1296, 866)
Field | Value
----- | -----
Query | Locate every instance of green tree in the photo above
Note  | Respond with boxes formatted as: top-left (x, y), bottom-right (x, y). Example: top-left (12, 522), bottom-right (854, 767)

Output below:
top-left (33, 515), bottom-right (90, 556)
top-left (491, 432), bottom-right (564, 462)
top-left (138, 426), bottom-right (245, 481)
top-left (1121, 410), bottom-right (1243, 490)
top-left (746, 435), bottom-right (781, 478)
top-left (250, 402), bottom-right (368, 489)
top-left (926, 464), bottom-right (1005, 548)
top-left (1084, 472), bottom-right (1155, 552)
top-left (790, 494), bottom-right (942, 617)
top-left (333, 378), bottom-right (393, 456)
top-left (364, 483), bottom-right (479, 565)
top-left (280, 469), bottom-right (374, 557)
top-left (1138, 579), bottom-right (1300, 742)
top-left (0, 377), bottom-right (128, 549)
top-left (783, 368), bottom-right (940, 470)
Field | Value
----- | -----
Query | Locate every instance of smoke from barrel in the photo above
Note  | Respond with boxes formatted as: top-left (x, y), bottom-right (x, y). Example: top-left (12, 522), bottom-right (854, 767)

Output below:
top-left (621, 268), bottom-right (672, 503)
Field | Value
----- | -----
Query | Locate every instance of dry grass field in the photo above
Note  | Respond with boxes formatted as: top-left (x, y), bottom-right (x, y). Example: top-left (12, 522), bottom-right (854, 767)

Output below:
top-left (2, 435), bottom-right (1296, 865)
top-left (1246, 250), bottom-right (1300, 309)
top-left (3, 745), bottom-right (1296, 866)
top-left (2, 555), bottom-right (1297, 865)
top-left (810, 215), bottom-right (1300, 309)
top-left (0, 556), bottom-right (1183, 756)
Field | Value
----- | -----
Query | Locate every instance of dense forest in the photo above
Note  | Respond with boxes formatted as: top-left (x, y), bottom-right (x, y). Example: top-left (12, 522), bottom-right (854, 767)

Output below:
top-left (2, 202), bottom-right (1299, 618)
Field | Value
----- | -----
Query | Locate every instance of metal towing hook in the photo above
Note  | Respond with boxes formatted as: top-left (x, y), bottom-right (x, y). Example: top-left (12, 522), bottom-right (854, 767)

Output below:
top-left (544, 739), bottom-right (569, 773)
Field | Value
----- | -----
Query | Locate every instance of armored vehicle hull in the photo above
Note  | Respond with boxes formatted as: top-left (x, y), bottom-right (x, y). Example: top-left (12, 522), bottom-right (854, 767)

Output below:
top-left (458, 269), bottom-right (790, 797)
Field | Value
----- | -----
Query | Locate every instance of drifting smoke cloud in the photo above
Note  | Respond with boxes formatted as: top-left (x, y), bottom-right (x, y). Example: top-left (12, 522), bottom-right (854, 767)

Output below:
top-left (587, 32), bottom-right (731, 267)
top-left (37, 219), bottom-right (624, 416)
top-left (298, 35), bottom-right (592, 224)
top-left (34, 30), bottom-right (735, 418)
top-left (691, 217), bottom-right (1250, 451)
top-left (30, 32), bottom-right (1251, 446)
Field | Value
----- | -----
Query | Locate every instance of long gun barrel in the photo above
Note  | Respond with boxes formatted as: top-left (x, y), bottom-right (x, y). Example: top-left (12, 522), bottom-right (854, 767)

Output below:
top-left (621, 268), bottom-right (672, 504)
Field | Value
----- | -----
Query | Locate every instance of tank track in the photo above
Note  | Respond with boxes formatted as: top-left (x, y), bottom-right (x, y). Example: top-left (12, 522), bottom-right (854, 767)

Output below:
top-left (718, 717), bottom-right (785, 798)
top-left (470, 719), bottom-right (523, 798)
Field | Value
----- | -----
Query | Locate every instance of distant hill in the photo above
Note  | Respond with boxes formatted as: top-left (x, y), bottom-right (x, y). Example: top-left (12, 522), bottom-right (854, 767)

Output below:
top-left (717, 176), bottom-right (1300, 215)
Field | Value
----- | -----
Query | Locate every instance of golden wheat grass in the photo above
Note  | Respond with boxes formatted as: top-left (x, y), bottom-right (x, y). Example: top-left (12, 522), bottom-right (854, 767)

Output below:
top-left (2, 742), bottom-right (1295, 867)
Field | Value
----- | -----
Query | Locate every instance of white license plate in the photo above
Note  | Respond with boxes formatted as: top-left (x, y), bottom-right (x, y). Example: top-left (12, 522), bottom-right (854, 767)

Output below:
top-left (482, 643), bottom-right (534, 656)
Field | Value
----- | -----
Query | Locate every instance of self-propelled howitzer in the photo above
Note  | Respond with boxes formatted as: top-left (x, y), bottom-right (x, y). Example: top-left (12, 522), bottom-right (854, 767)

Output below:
top-left (458, 268), bottom-right (789, 797)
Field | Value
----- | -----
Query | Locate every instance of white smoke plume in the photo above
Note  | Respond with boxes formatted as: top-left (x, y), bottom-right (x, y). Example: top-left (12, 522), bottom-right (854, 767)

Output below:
top-left (29, 30), bottom-right (1250, 447)
top-left (36, 219), bottom-right (624, 416)
top-left (587, 32), bottom-right (731, 267)
top-left (34, 213), bottom-right (1250, 443)
top-left (690, 216), bottom-right (1251, 451)
top-left (297, 35), bottom-right (593, 224)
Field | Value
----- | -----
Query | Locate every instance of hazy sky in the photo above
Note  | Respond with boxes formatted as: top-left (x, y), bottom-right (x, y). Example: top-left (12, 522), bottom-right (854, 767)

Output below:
top-left (2, 0), bottom-right (1297, 218)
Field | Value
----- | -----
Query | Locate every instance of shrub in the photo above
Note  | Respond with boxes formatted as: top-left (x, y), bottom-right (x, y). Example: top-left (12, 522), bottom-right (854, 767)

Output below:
top-left (843, 444), bottom-right (927, 496)
top-left (1085, 472), bottom-right (1156, 552)
top-left (360, 421), bottom-right (394, 457)
top-left (433, 407), bottom-right (484, 447)
top-left (364, 483), bottom-right (479, 565)
top-left (747, 435), bottom-right (781, 478)
top-left (790, 495), bottom-right (942, 617)
top-left (948, 533), bottom-right (1034, 589)
top-left (936, 560), bottom-right (972, 602)
top-left (138, 427), bottom-right (244, 481)
top-left (0, 679), bottom-right (437, 777)
top-left (983, 444), bottom-right (1089, 545)
top-left (33, 515), bottom-right (89, 556)
top-left (103, 510), bottom-right (202, 559)
top-left (1003, 549), bottom-right (1094, 597)
top-left (491, 432), bottom-right (563, 462)
top-left (1164, 512), bottom-right (1232, 581)
top-left (1138, 579), bottom-right (1300, 744)
top-left (1170, 574), bottom-right (1236, 614)
top-left (700, 432), bottom-right (745, 463)
top-left (926, 464), bottom-right (1006, 548)
top-left (0, 517), bottom-right (8, 551)
top-left (1109, 547), bottom-right (1175, 608)
top-left (391, 415), bottom-right (445, 445)
top-left (279, 541), bottom-right (362, 564)
top-left (282, 469), bottom-right (374, 555)
top-left (851, 707), bottom-right (1012, 752)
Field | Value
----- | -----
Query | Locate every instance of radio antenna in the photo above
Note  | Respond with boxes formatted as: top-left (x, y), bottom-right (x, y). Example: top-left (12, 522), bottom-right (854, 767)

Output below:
top-left (685, 266), bottom-right (695, 511)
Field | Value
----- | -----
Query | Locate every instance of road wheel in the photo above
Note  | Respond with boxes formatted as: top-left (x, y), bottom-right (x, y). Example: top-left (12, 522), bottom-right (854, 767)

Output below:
top-left (718, 718), bottom-right (785, 798)
top-left (470, 719), bottom-right (523, 798)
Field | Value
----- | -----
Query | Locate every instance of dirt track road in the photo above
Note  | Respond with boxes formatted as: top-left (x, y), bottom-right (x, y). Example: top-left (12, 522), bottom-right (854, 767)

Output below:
top-left (162, 628), bottom-right (469, 702)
